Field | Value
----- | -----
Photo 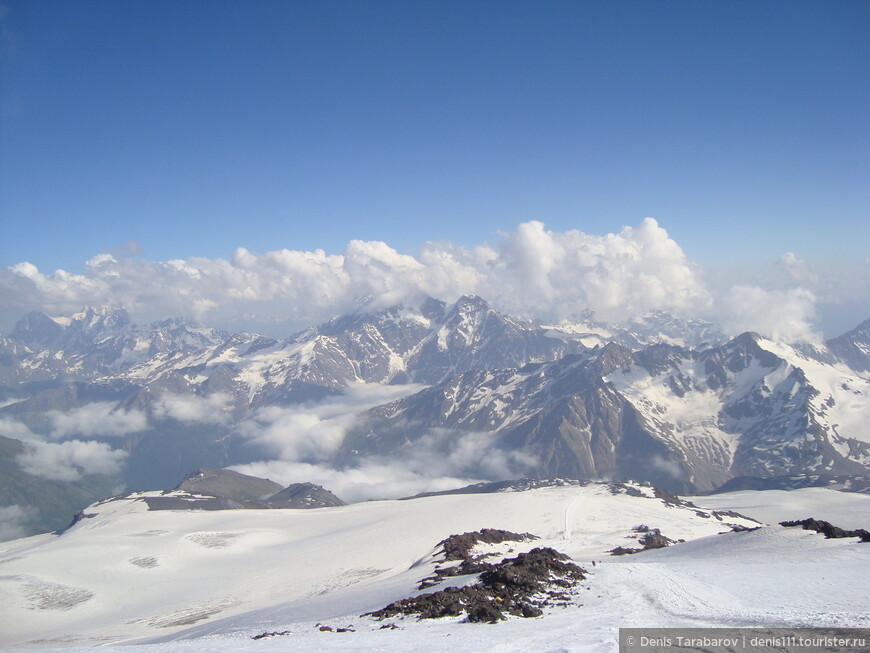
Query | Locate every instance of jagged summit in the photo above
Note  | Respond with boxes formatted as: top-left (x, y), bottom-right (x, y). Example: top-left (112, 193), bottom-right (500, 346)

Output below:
top-left (9, 310), bottom-right (68, 350)
top-left (1, 298), bottom-right (869, 538)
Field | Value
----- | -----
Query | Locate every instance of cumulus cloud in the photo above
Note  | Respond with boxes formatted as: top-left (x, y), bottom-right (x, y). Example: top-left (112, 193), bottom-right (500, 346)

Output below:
top-left (48, 402), bottom-right (148, 438)
top-left (0, 505), bottom-right (35, 542)
top-left (151, 392), bottom-right (234, 425)
top-left (3, 218), bottom-right (861, 341)
top-left (16, 439), bottom-right (128, 481)
top-left (0, 219), bottom-right (712, 334)
top-left (490, 218), bottom-right (712, 321)
top-left (718, 286), bottom-right (820, 344)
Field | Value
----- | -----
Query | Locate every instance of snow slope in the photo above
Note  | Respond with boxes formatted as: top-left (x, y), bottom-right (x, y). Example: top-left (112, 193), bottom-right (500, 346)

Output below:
top-left (0, 485), bottom-right (867, 652)
top-left (685, 486), bottom-right (870, 530)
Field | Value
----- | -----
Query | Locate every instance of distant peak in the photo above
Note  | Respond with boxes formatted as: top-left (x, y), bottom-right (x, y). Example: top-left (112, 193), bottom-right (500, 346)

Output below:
top-left (455, 294), bottom-right (490, 308)
top-left (731, 331), bottom-right (763, 345)
top-left (850, 318), bottom-right (870, 334)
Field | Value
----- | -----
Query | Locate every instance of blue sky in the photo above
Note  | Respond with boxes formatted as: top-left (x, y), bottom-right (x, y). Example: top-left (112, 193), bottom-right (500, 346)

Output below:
top-left (0, 1), bottom-right (868, 337)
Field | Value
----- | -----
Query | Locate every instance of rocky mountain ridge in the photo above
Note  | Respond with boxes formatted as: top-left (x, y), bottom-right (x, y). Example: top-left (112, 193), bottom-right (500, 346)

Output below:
top-left (1, 296), bottom-right (869, 538)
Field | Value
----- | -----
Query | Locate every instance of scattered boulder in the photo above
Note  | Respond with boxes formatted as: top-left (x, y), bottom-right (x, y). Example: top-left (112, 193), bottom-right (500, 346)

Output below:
top-left (608, 527), bottom-right (677, 556)
top-left (639, 529), bottom-right (675, 549)
top-left (251, 630), bottom-right (291, 640)
top-left (780, 518), bottom-right (870, 542)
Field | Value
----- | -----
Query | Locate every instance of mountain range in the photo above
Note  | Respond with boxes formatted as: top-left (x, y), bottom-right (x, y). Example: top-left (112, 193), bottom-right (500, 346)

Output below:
top-left (1, 296), bottom-right (869, 538)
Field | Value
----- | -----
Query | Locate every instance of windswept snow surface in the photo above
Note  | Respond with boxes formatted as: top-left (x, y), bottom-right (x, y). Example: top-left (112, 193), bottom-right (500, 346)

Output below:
top-left (686, 486), bottom-right (870, 530)
top-left (0, 485), bottom-right (867, 652)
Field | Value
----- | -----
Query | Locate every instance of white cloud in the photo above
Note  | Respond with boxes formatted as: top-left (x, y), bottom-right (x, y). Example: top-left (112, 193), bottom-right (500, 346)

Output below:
top-left (0, 416), bottom-right (38, 440)
top-left (718, 286), bottom-right (820, 344)
top-left (236, 407), bottom-right (350, 462)
top-left (48, 402), bottom-right (148, 438)
top-left (649, 454), bottom-right (685, 481)
top-left (230, 459), bottom-right (479, 504)
top-left (229, 385), bottom-right (536, 502)
top-left (229, 431), bottom-right (536, 505)
top-left (488, 218), bottom-right (711, 322)
top-left (0, 505), bottom-right (35, 542)
top-left (3, 219), bottom-right (863, 340)
top-left (776, 252), bottom-right (816, 283)
top-left (151, 392), bottom-right (234, 425)
top-left (0, 219), bottom-right (711, 333)
top-left (406, 428), bottom-right (538, 482)
top-left (16, 439), bottom-right (128, 481)
top-left (233, 383), bottom-right (425, 462)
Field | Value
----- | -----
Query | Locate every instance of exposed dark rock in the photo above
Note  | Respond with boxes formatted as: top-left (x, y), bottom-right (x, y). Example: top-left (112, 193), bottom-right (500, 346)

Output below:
top-left (364, 545), bottom-right (586, 623)
top-left (265, 482), bottom-right (345, 508)
top-left (251, 630), bottom-right (291, 640)
top-left (730, 524), bottom-right (762, 533)
top-left (143, 493), bottom-right (248, 511)
top-left (177, 468), bottom-right (283, 502)
top-left (780, 518), bottom-right (870, 542)
top-left (608, 546), bottom-right (640, 556)
top-left (639, 529), bottom-right (674, 549)
top-left (93, 478), bottom-right (346, 515)
top-left (438, 528), bottom-right (538, 562)
top-left (826, 318), bottom-right (870, 373)
top-left (416, 528), bottom-right (540, 589)
top-left (608, 527), bottom-right (676, 555)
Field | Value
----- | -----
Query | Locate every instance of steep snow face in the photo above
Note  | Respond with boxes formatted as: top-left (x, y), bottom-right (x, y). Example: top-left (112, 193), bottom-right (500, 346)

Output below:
top-left (606, 352), bottom-right (736, 489)
top-left (0, 484), bottom-right (867, 652)
top-left (605, 335), bottom-right (870, 486)
top-left (340, 331), bottom-right (870, 494)
top-left (760, 339), bottom-right (870, 448)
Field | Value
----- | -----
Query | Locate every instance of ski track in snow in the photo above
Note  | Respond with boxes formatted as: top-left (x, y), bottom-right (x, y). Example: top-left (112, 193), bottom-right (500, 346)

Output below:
top-left (563, 490), bottom-right (582, 539)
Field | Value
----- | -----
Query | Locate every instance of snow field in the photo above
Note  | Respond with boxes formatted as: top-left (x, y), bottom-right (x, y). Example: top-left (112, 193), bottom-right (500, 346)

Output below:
top-left (0, 484), bottom-right (867, 651)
